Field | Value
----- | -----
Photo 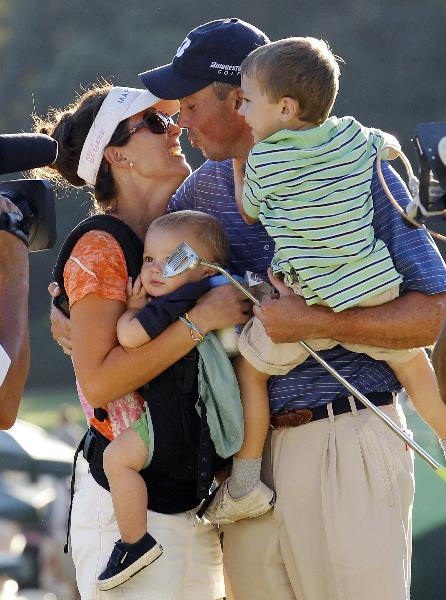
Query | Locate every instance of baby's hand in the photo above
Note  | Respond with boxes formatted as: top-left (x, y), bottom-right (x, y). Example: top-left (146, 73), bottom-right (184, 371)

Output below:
top-left (126, 275), bottom-right (148, 310)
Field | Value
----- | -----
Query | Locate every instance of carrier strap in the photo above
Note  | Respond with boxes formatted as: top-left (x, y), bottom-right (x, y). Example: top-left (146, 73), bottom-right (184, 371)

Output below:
top-left (52, 214), bottom-right (143, 317)
top-left (64, 431), bottom-right (88, 554)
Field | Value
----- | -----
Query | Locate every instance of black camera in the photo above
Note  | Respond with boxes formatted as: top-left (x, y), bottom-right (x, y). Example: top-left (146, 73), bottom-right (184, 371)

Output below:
top-left (413, 122), bottom-right (446, 221)
top-left (0, 133), bottom-right (58, 251)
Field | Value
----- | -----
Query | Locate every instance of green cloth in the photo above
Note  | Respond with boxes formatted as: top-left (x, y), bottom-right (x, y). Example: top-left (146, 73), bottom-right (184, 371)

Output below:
top-left (242, 116), bottom-right (403, 312)
top-left (196, 332), bottom-right (244, 459)
top-left (131, 332), bottom-right (243, 465)
top-left (130, 407), bottom-right (154, 469)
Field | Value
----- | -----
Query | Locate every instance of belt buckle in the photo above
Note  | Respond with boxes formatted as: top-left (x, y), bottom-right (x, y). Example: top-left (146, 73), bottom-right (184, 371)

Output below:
top-left (270, 408), bottom-right (313, 429)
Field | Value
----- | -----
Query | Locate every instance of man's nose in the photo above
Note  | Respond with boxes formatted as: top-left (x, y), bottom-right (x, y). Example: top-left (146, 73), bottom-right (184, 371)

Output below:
top-left (177, 111), bottom-right (188, 129)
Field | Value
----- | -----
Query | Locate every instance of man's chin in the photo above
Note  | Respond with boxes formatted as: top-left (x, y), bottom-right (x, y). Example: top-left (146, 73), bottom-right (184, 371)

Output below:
top-left (201, 147), bottom-right (230, 162)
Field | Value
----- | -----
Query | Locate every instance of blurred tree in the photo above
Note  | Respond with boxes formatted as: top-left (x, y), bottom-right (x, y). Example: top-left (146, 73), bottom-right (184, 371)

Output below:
top-left (0, 0), bottom-right (443, 388)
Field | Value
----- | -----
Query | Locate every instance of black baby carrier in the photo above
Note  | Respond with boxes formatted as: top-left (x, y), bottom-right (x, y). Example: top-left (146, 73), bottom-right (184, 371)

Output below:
top-left (53, 215), bottom-right (227, 550)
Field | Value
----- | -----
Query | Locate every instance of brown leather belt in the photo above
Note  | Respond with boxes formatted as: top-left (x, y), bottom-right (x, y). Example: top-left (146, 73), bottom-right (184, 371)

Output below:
top-left (269, 392), bottom-right (394, 429)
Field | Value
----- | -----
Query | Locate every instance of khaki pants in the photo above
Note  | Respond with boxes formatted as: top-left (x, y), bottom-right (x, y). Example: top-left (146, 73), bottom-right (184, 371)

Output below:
top-left (223, 400), bottom-right (414, 600)
top-left (239, 285), bottom-right (421, 375)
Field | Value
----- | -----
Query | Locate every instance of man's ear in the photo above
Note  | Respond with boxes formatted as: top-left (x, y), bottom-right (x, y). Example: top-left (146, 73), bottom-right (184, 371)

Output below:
top-left (279, 97), bottom-right (300, 123)
top-left (234, 88), bottom-right (244, 111)
top-left (103, 146), bottom-right (130, 170)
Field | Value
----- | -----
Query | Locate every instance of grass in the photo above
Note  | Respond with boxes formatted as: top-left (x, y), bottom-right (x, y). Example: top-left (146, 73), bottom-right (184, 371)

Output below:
top-left (18, 387), bottom-right (84, 430)
top-left (405, 409), bottom-right (446, 538)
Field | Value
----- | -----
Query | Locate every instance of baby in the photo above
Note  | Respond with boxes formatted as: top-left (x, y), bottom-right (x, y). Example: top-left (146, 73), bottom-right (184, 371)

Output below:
top-left (98, 210), bottom-right (238, 590)
top-left (204, 37), bottom-right (446, 525)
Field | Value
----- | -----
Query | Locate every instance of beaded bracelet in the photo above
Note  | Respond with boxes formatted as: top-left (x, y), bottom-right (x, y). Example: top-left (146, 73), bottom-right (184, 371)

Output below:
top-left (179, 312), bottom-right (205, 343)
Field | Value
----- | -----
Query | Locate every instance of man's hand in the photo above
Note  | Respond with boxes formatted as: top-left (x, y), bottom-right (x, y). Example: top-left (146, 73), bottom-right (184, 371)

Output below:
top-left (254, 270), bottom-right (446, 349)
top-left (254, 269), bottom-right (321, 343)
top-left (0, 195), bottom-right (27, 245)
top-left (0, 195), bottom-right (22, 218)
top-left (48, 282), bottom-right (72, 355)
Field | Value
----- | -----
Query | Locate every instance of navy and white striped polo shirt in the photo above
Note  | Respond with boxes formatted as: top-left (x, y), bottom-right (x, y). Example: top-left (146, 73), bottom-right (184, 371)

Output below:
top-left (169, 159), bottom-right (446, 412)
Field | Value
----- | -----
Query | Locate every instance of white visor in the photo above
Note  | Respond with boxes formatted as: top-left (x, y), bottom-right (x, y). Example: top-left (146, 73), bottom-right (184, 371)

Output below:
top-left (77, 86), bottom-right (179, 186)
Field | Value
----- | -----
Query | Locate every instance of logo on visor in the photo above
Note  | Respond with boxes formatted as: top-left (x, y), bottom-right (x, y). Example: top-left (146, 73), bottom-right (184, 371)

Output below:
top-left (117, 89), bottom-right (131, 104)
top-left (85, 128), bottom-right (106, 164)
top-left (176, 37), bottom-right (191, 57)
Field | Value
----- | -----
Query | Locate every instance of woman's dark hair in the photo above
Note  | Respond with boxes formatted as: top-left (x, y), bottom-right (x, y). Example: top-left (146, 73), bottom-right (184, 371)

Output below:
top-left (33, 81), bottom-right (132, 213)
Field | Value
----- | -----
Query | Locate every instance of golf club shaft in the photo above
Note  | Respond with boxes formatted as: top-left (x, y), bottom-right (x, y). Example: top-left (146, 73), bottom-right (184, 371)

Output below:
top-left (299, 340), bottom-right (443, 474)
top-left (216, 272), bottom-right (446, 479)
top-left (204, 262), bottom-right (262, 305)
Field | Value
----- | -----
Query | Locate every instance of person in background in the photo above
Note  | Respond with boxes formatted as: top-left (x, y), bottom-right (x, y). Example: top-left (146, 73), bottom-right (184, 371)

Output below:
top-left (0, 131), bottom-right (58, 428)
top-left (0, 197), bottom-right (30, 428)
top-left (433, 322), bottom-right (446, 406)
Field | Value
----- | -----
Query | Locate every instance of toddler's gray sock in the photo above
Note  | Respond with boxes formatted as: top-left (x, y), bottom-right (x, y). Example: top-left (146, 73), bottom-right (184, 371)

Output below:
top-left (228, 457), bottom-right (262, 499)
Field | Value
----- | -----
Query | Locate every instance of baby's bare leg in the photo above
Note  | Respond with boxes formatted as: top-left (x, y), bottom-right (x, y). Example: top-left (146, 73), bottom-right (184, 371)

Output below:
top-left (389, 350), bottom-right (446, 439)
top-left (203, 356), bottom-right (275, 523)
top-left (222, 356), bottom-right (272, 500)
top-left (103, 428), bottom-right (149, 543)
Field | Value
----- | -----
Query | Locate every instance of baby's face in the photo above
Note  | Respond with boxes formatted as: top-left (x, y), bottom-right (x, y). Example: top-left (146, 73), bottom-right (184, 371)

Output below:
top-left (140, 226), bottom-right (213, 297)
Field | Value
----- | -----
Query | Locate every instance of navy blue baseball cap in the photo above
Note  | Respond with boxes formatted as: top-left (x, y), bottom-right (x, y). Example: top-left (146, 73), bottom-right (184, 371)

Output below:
top-left (139, 18), bottom-right (270, 99)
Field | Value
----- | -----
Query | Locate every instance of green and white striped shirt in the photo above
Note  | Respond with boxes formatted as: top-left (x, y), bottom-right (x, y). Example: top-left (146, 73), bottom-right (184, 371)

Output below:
top-left (242, 116), bottom-right (403, 312)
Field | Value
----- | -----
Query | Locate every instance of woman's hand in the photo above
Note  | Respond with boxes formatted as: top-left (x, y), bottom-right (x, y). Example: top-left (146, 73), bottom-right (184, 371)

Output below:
top-left (48, 282), bottom-right (72, 355)
top-left (189, 284), bottom-right (252, 333)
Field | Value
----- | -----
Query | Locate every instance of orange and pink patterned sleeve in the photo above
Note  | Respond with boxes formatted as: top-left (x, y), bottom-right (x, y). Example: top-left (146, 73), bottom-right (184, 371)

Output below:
top-left (64, 230), bottom-right (128, 307)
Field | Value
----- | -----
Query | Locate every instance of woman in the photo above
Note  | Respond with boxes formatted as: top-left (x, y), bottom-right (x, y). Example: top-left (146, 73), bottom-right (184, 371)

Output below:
top-left (36, 82), bottom-right (248, 600)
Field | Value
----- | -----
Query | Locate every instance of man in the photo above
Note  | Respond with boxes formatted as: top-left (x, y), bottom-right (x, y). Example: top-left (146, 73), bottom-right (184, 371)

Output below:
top-left (138, 18), bottom-right (446, 600)
top-left (0, 196), bottom-right (30, 428)
top-left (433, 322), bottom-right (446, 459)
top-left (0, 132), bottom-right (57, 428)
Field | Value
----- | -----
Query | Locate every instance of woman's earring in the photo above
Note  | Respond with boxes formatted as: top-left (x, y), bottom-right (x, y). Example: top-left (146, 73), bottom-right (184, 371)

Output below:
top-left (129, 161), bottom-right (134, 169)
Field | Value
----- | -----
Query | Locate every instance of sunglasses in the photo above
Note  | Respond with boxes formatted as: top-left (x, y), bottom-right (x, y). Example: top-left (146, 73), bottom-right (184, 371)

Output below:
top-left (112, 109), bottom-right (175, 145)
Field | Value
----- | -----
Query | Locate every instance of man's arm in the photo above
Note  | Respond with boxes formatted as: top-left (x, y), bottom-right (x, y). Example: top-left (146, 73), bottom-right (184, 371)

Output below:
top-left (433, 322), bottom-right (446, 402)
top-left (0, 231), bottom-right (29, 428)
top-left (256, 162), bottom-right (446, 349)
top-left (257, 271), bottom-right (446, 347)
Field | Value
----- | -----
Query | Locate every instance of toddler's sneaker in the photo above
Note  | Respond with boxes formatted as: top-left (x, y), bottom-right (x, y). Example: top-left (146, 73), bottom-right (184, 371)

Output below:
top-left (204, 479), bottom-right (276, 525)
top-left (97, 532), bottom-right (163, 591)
